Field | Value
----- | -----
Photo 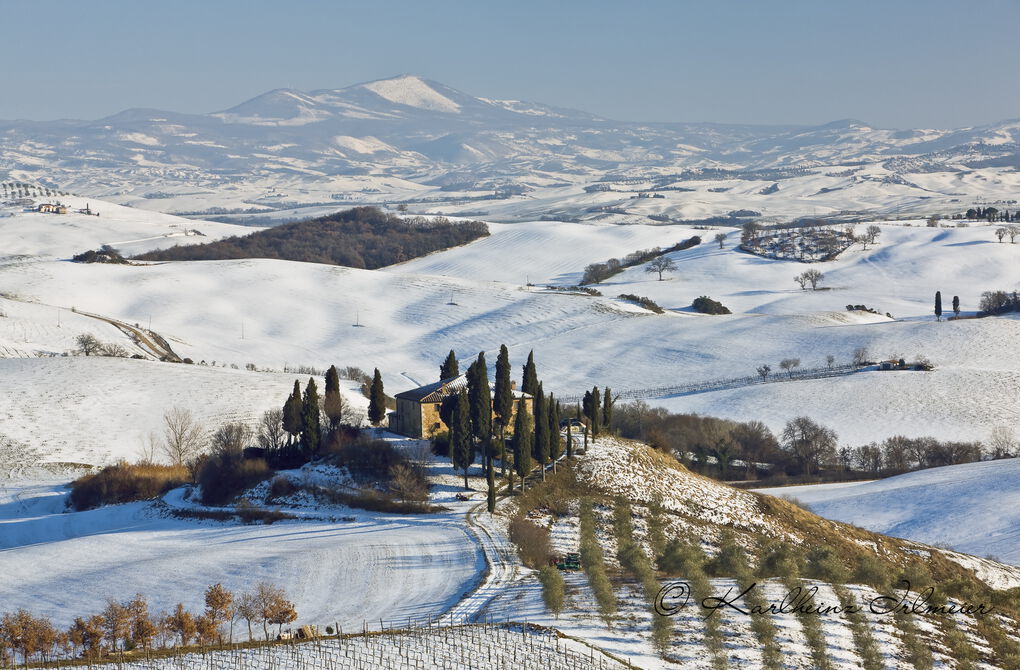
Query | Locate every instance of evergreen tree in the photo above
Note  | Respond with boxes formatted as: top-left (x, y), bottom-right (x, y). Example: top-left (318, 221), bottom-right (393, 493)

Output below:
top-left (439, 350), bottom-right (459, 380)
top-left (368, 368), bottom-right (386, 426)
top-left (533, 383), bottom-right (549, 480)
top-left (450, 390), bottom-right (473, 489)
top-left (493, 344), bottom-right (513, 475)
top-left (521, 350), bottom-right (539, 396)
top-left (952, 295), bottom-right (960, 317)
top-left (935, 290), bottom-right (943, 322)
top-left (486, 461), bottom-right (496, 514)
top-left (467, 352), bottom-right (492, 466)
top-left (323, 365), bottom-right (344, 431)
top-left (583, 387), bottom-right (602, 443)
top-left (301, 378), bottom-right (321, 456)
top-left (566, 413), bottom-right (573, 459)
top-left (282, 381), bottom-right (302, 445)
top-left (602, 387), bottom-right (614, 434)
top-left (511, 398), bottom-right (533, 491)
top-left (548, 396), bottom-right (562, 471)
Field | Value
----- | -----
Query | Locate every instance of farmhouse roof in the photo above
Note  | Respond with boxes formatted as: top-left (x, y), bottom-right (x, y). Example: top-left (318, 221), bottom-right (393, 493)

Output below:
top-left (395, 373), bottom-right (533, 403)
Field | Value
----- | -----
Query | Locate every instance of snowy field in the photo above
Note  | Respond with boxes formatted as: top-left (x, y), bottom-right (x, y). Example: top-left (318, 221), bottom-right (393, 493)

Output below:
top-left (0, 357), bottom-right (319, 466)
top-left (0, 475), bottom-right (482, 631)
top-left (2, 208), bottom-right (1019, 453)
top-left (0, 195), bottom-right (256, 258)
top-left (755, 458), bottom-right (1020, 566)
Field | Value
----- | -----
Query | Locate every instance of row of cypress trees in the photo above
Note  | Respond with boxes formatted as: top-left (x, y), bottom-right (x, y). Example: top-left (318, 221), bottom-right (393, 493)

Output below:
top-left (274, 365), bottom-right (385, 468)
top-left (439, 347), bottom-right (614, 509)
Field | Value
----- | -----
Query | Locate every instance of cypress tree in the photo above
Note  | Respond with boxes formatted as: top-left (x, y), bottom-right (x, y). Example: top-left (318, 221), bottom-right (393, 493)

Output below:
top-left (301, 378), bottom-right (321, 457)
top-left (486, 461), bottom-right (496, 514)
top-left (602, 387), bottom-right (614, 435)
top-left (533, 383), bottom-right (549, 480)
top-left (368, 368), bottom-right (386, 426)
top-left (566, 413), bottom-right (573, 459)
top-left (323, 365), bottom-right (344, 431)
top-left (493, 344), bottom-right (513, 475)
top-left (439, 350), bottom-right (459, 380)
top-left (548, 396), bottom-right (562, 472)
top-left (282, 381), bottom-right (302, 446)
top-left (450, 390), bottom-right (473, 489)
top-left (590, 386), bottom-right (602, 442)
top-left (467, 352), bottom-right (492, 466)
top-left (511, 398), bottom-right (533, 492)
top-left (952, 295), bottom-right (960, 317)
top-left (521, 350), bottom-right (539, 396)
top-left (935, 291), bottom-right (942, 322)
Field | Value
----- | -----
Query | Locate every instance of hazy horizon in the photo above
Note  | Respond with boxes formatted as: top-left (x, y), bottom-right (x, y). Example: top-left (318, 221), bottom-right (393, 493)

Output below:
top-left (3, 0), bottom-right (1019, 129)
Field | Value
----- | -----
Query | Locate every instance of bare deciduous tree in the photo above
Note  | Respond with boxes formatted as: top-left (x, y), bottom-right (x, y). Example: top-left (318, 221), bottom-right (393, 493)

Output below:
top-left (826, 354), bottom-right (835, 369)
top-left (756, 364), bottom-right (771, 381)
top-left (996, 227), bottom-right (1007, 243)
top-left (802, 268), bottom-right (824, 290)
top-left (161, 408), bottom-right (204, 466)
top-left (779, 358), bottom-right (801, 377)
top-left (645, 256), bottom-right (677, 281)
top-left (714, 232), bottom-right (727, 249)
top-left (864, 225), bottom-right (881, 246)
top-left (210, 422), bottom-right (252, 458)
top-left (852, 346), bottom-right (870, 367)
top-left (781, 416), bottom-right (838, 475)
top-left (389, 463), bottom-right (428, 504)
top-left (988, 426), bottom-right (1017, 459)
top-left (75, 333), bottom-right (102, 356)
top-left (257, 409), bottom-right (286, 452)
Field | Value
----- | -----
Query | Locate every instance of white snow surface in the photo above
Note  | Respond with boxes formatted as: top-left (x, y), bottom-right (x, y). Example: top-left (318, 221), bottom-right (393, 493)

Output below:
top-left (0, 195), bottom-right (257, 258)
top-left (361, 75), bottom-right (461, 113)
top-left (0, 477), bottom-right (481, 631)
top-left (4, 214), bottom-right (1020, 455)
top-left (755, 458), bottom-right (1020, 570)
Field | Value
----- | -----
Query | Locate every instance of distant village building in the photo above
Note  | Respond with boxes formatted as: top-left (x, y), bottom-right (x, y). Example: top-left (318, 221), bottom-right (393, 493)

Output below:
top-left (389, 374), bottom-right (533, 439)
top-left (37, 203), bottom-right (68, 214)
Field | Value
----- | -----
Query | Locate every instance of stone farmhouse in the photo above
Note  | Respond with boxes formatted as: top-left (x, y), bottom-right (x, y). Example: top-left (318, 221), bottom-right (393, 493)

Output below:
top-left (389, 374), bottom-right (533, 439)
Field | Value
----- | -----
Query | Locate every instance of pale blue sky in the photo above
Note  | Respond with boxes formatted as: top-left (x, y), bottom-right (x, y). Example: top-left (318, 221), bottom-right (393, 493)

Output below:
top-left (3, 0), bottom-right (1018, 128)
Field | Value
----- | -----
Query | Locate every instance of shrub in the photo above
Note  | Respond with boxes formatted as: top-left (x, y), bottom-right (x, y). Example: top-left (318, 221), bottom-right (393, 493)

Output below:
top-left (508, 518), bottom-right (552, 569)
top-left (617, 294), bottom-right (664, 313)
top-left (852, 554), bottom-right (892, 588)
top-left (538, 566), bottom-right (565, 617)
top-left (705, 530), bottom-right (750, 578)
top-left (268, 476), bottom-right (297, 500)
top-left (235, 498), bottom-right (292, 524)
top-left (69, 462), bottom-right (189, 510)
top-left (692, 296), bottom-right (731, 315)
top-left (756, 540), bottom-right (802, 578)
top-left (198, 455), bottom-right (271, 506)
top-left (332, 435), bottom-right (404, 479)
top-left (804, 546), bottom-right (849, 583)
top-left (72, 245), bottom-right (128, 264)
top-left (657, 538), bottom-right (707, 575)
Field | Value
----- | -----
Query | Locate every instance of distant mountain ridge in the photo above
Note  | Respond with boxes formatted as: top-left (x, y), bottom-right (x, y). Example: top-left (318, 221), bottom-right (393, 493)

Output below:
top-left (1, 74), bottom-right (1018, 220)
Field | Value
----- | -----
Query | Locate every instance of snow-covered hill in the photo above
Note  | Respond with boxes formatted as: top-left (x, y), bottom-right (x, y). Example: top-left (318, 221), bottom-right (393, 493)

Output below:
top-left (3, 75), bottom-right (1020, 224)
top-left (2, 212), bottom-right (1020, 456)
top-left (0, 193), bottom-right (256, 259)
top-left (755, 459), bottom-right (1020, 566)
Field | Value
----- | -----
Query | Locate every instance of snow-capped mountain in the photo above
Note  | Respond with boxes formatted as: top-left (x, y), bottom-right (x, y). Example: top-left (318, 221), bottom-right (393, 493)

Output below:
top-left (1, 75), bottom-right (1018, 220)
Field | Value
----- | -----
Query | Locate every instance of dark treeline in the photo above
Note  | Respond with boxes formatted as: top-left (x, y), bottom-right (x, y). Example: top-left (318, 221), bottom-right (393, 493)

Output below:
top-left (133, 207), bottom-right (488, 269)
top-left (581, 236), bottom-right (701, 285)
top-left (978, 290), bottom-right (1020, 316)
top-left (610, 400), bottom-right (991, 483)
